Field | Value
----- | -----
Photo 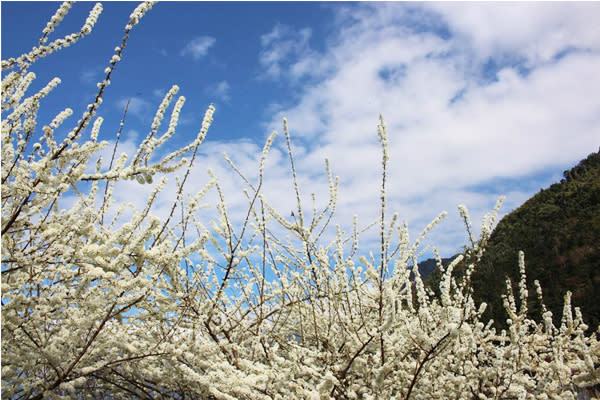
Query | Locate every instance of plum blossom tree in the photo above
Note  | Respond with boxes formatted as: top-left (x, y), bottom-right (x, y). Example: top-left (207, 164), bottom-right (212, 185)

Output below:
top-left (2, 2), bottom-right (599, 399)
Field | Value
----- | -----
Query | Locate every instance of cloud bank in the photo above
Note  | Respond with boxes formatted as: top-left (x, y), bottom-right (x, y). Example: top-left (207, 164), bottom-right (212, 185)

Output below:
top-left (109, 3), bottom-right (600, 258)
top-left (254, 3), bottom-right (600, 254)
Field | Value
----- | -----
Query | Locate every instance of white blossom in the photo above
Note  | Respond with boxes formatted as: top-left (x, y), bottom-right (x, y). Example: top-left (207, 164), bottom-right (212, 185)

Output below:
top-left (2, 3), bottom-right (598, 400)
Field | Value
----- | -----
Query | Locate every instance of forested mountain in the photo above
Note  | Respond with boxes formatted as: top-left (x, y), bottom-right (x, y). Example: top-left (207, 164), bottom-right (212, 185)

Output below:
top-left (425, 150), bottom-right (600, 329)
top-left (417, 257), bottom-right (456, 279)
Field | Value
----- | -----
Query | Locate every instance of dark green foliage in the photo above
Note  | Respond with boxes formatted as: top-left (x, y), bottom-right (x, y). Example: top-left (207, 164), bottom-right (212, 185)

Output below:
top-left (471, 150), bottom-right (600, 329)
top-left (424, 150), bottom-right (600, 329)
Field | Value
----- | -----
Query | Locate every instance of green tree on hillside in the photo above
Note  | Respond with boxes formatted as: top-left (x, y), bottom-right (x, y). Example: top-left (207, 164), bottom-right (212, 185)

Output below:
top-left (472, 150), bottom-right (600, 329)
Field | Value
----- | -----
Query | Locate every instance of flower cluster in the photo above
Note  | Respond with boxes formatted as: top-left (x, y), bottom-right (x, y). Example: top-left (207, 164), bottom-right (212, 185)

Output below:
top-left (2, 3), bottom-right (599, 400)
top-left (1, 3), bottom-right (103, 72)
top-left (81, 2), bottom-right (103, 35)
top-left (126, 1), bottom-right (156, 30)
top-left (40, 1), bottom-right (73, 44)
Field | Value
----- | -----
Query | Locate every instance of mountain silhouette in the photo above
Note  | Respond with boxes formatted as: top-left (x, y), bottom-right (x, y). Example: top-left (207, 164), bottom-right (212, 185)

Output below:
top-left (425, 149), bottom-right (600, 329)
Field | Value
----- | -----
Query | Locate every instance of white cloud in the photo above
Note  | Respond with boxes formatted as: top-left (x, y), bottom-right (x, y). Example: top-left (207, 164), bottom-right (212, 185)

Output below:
top-left (256, 3), bottom-right (600, 255)
top-left (116, 97), bottom-right (152, 120)
top-left (259, 24), bottom-right (327, 81)
top-left (98, 3), bottom-right (600, 261)
top-left (207, 80), bottom-right (231, 102)
top-left (125, 129), bottom-right (139, 142)
top-left (426, 2), bottom-right (600, 66)
top-left (80, 68), bottom-right (102, 84)
top-left (181, 36), bottom-right (216, 59)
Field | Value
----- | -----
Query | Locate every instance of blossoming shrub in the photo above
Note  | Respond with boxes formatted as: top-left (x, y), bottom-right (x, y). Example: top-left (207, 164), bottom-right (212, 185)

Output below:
top-left (2, 2), bottom-right (599, 399)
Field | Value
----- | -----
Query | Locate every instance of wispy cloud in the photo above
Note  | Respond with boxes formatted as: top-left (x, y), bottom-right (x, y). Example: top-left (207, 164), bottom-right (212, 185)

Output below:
top-left (428, 2), bottom-right (600, 66)
top-left (181, 36), bottom-right (216, 59)
top-left (80, 68), bottom-right (102, 84)
top-left (125, 129), bottom-right (139, 142)
top-left (103, 3), bottom-right (600, 259)
top-left (206, 80), bottom-right (231, 102)
top-left (116, 97), bottom-right (152, 120)
top-left (259, 24), bottom-right (326, 81)
top-left (255, 3), bottom-right (600, 254)
top-left (152, 88), bottom-right (166, 99)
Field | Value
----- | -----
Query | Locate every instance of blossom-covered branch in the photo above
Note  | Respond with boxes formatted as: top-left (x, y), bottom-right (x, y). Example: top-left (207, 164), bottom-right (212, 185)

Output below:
top-left (2, 3), bottom-right (598, 399)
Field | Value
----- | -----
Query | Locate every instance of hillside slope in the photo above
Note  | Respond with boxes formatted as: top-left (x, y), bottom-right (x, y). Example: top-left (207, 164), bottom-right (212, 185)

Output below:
top-left (471, 150), bottom-right (600, 328)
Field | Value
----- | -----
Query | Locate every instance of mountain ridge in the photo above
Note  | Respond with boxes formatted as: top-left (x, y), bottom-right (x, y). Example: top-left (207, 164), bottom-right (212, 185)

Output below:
top-left (424, 149), bottom-right (600, 329)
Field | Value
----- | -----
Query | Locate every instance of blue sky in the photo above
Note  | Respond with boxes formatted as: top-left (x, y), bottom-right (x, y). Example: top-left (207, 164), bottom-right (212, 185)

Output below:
top-left (2, 2), bottom-right (600, 257)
